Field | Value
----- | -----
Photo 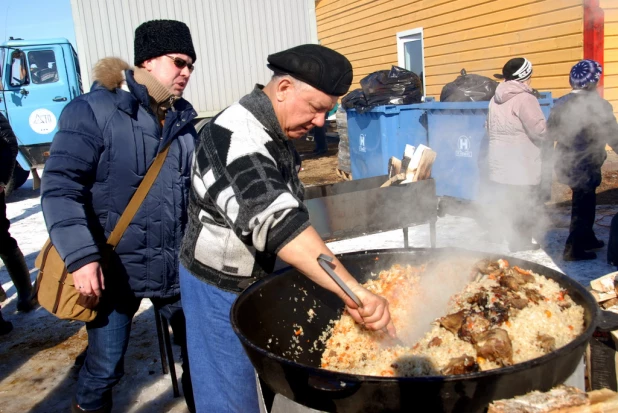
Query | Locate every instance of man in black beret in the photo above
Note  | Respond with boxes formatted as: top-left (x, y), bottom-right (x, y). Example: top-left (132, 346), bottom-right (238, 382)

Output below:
top-left (179, 44), bottom-right (396, 412)
top-left (41, 19), bottom-right (197, 413)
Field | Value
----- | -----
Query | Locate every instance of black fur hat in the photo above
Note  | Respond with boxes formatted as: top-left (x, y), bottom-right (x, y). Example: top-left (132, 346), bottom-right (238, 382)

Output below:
top-left (134, 20), bottom-right (196, 66)
top-left (267, 44), bottom-right (353, 96)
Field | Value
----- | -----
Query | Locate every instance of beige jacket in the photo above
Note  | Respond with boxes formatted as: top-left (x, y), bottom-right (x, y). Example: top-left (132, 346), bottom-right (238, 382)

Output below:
top-left (486, 81), bottom-right (547, 186)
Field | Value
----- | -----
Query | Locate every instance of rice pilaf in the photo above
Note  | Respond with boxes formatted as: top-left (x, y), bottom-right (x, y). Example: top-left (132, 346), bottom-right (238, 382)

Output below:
top-left (320, 259), bottom-right (585, 377)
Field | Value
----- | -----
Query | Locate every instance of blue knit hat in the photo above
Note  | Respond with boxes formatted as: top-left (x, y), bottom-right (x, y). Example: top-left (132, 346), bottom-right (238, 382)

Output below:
top-left (569, 60), bottom-right (602, 89)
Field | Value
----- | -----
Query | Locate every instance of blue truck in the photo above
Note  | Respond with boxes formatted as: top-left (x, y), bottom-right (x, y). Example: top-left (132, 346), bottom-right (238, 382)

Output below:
top-left (0, 37), bottom-right (82, 195)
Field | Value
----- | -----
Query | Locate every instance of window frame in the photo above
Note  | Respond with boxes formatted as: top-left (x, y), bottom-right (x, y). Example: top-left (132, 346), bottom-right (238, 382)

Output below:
top-left (396, 28), bottom-right (426, 97)
top-left (27, 49), bottom-right (60, 85)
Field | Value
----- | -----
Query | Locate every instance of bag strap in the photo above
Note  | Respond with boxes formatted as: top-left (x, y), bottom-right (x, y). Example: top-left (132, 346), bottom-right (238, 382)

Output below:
top-left (106, 144), bottom-right (172, 248)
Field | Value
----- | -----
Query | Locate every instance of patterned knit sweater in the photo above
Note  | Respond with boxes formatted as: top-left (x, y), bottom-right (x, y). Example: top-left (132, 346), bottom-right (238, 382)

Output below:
top-left (180, 85), bottom-right (310, 292)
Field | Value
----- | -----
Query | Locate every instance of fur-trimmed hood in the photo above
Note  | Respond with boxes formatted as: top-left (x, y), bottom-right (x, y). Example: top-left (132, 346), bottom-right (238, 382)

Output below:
top-left (92, 57), bottom-right (131, 91)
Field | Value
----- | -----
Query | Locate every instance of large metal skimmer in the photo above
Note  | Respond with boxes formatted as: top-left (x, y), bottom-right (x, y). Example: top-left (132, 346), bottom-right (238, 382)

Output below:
top-left (317, 253), bottom-right (405, 346)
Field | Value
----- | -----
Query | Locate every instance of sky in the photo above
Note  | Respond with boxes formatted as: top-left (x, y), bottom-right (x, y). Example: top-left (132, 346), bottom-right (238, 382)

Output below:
top-left (0, 0), bottom-right (76, 48)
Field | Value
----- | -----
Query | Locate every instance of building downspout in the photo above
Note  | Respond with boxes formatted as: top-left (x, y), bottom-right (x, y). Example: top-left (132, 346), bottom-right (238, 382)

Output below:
top-left (584, 0), bottom-right (605, 96)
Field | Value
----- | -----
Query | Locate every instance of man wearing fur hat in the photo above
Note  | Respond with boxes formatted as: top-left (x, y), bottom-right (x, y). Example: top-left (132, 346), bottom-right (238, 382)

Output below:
top-left (41, 19), bottom-right (197, 413)
top-left (179, 44), bottom-right (396, 412)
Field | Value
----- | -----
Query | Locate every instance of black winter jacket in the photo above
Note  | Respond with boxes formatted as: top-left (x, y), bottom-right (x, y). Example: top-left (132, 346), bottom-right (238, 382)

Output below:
top-left (549, 90), bottom-right (618, 190)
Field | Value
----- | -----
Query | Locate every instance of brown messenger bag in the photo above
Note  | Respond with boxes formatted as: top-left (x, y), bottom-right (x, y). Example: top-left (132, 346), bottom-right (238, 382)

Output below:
top-left (34, 144), bottom-right (172, 322)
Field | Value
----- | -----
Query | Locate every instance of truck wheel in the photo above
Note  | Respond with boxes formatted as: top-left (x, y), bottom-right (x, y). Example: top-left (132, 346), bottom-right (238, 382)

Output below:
top-left (5, 164), bottom-right (30, 197)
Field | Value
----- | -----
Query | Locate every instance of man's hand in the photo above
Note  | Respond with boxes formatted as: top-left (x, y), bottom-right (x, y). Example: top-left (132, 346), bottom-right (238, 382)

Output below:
top-left (0, 186), bottom-right (4, 194)
top-left (72, 261), bottom-right (105, 297)
top-left (345, 284), bottom-right (397, 338)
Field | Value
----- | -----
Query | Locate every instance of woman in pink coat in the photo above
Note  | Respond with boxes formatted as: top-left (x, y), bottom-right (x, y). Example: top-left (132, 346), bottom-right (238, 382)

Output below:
top-left (485, 57), bottom-right (547, 251)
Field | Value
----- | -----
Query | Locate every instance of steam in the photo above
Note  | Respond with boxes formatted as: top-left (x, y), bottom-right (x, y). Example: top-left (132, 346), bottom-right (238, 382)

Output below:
top-left (548, 89), bottom-right (618, 190)
top-left (397, 255), bottom-right (480, 345)
top-left (472, 81), bottom-right (554, 249)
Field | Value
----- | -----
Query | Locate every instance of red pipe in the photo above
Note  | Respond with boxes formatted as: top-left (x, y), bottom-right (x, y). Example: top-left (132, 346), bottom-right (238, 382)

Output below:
top-left (584, 0), bottom-right (605, 96)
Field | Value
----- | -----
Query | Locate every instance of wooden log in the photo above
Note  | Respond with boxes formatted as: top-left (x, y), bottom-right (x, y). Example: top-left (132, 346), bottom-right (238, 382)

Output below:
top-left (488, 386), bottom-right (618, 413)
top-left (380, 173), bottom-right (406, 188)
top-left (387, 157), bottom-right (402, 178)
top-left (412, 149), bottom-right (437, 182)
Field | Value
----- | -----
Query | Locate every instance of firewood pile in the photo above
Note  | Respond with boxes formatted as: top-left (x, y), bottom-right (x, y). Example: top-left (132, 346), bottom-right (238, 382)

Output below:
top-left (590, 272), bottom-right (618, 310)
top-left (488, 385), bottom-right (618, 412)
top-left (381, 144), bottom-right (437, 187)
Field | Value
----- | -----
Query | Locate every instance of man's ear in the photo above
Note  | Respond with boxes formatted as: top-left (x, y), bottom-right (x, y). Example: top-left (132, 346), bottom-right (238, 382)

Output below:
top-left (275, 78), bottom-right (294, 102)
top-left (142, 57), bottom-right (156, 72)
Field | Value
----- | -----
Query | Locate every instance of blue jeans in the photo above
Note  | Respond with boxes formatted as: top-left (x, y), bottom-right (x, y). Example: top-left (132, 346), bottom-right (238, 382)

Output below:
top-left (75, 294), bottom-right (194, 411)
top-left (180, 265), bottom-right (259, 413)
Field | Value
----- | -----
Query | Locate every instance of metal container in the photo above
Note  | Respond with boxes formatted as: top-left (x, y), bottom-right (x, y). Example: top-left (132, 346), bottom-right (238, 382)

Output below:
top-left (424, 92), bottom-right (554, 201)
top-left (232, 248), bottom-right (618, 413)
top-left (304, 176), bottom-right (437, 247)
top-left (346, 104), bottom-right (428, 180)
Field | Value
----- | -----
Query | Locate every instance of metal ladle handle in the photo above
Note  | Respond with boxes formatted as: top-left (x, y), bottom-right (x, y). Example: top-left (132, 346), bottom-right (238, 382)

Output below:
top-left (317, 254), bottom-right (405, 346)
top-left (317, 254), bottom-right (363, 308)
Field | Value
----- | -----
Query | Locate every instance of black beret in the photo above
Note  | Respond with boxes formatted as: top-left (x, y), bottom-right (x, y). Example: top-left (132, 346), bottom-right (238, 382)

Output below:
top-left (134, 19), bottom-right (197, 66)
top-left (267, 44), bottom-right (353, 96)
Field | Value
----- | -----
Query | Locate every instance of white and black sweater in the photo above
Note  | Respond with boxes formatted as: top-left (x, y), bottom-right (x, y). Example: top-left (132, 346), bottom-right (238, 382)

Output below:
top-left (180, 86), bottom-right (310, 292)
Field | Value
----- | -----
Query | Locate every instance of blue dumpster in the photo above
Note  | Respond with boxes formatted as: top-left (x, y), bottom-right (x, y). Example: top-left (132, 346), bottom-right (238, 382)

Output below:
top-left (346, 104), bottom-right (427, 180)
top-left (424, 92), bottom-right (553, 200)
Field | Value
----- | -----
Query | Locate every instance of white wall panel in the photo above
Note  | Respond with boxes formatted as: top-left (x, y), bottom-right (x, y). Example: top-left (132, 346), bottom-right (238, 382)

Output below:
top-left (70, 0), bottom-right (317, 117)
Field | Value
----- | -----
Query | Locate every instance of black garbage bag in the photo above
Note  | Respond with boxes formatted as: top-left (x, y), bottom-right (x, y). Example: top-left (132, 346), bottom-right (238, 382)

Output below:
top-left (360, 66), bottom-right (422, 106)
top-left (342, 66), bottom-right (422, 113)
top-left (341, 88), bottom-right (371, 113)
top-left (440, 69), bottom-right (499, 102)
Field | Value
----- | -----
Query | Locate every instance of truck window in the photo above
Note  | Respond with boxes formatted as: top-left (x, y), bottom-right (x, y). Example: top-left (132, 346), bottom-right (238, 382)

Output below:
top-left (10, 50), bottom-right (29, 87)
top-left (28, 50), bottom-right (59, 84)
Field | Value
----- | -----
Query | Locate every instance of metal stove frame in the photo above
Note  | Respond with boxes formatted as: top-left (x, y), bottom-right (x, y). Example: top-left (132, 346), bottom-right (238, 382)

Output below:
top-left (304, 176), bottom-right (437, 247)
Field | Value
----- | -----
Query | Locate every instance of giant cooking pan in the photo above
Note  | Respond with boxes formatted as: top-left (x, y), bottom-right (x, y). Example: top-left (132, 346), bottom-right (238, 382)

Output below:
top-left (231, 248), bottom-right (618, 413)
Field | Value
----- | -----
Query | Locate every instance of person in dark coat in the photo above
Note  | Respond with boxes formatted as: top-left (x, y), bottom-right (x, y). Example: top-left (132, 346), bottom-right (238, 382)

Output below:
top-left (0, 112), bottom-right (37, 335)
top-left (548, 60), bottom-right (618, 261)
top-left (40, 20), bottom-right (198, 413)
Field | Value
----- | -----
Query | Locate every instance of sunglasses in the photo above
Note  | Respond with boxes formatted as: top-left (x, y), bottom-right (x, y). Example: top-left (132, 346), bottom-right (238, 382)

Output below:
top-left (165, 55), bottom-right (195, 72)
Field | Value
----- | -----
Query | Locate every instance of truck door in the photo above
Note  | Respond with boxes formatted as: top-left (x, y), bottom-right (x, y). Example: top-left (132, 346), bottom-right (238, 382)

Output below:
top-left (4, 44), bottom-right (71, 167)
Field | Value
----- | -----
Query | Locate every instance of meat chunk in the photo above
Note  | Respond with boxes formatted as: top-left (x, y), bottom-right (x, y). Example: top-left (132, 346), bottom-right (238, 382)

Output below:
top-left (484, 302), bottom-right (510, 326)
top-left (467, 292), bottom-right (488, 308)
top-left (524, 288), bottom-right (545, 304)
top-left (506, 296), bottom-right (529, 310)
top-left (489, 269), bottom-right (504, 279)
top-left (459, 312), bottom-right (492, 343)
top-left (475, 259), bottom-right (499, 275)
top-left (442, 355), bottom-right (480, 376)
top-left (475, 328), bottom-right (513, 366)
top-left (491, 286), bottom-right (508, 301)
top-left (499, 275), bottom-right (520, 292)
top-left (428, 337), bottom-right (442, 348)
top-left (537, 334), bottom-right (556, 353)
top-left (439, 310), bottom-right (466, 335)
top-left (511, 266), bottom-right (535, 284)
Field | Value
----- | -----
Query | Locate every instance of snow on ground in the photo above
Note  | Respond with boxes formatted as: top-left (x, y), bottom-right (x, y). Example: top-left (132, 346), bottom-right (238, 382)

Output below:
top-left (0, 178), bottom-right (616, 412)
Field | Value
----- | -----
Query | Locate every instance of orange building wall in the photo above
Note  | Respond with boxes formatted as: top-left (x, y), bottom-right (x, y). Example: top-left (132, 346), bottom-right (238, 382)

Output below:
top-left (316, 0), bottom-right (583, 100)
top-left (601, 0), bottom-right (618, 116)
